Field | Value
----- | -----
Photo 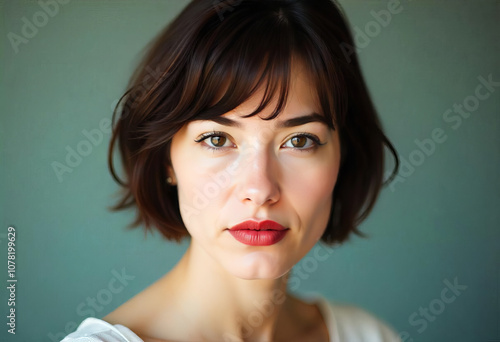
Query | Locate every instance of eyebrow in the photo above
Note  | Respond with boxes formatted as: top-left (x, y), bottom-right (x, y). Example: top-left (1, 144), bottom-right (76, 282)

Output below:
top-left (208, 113), bottom-right (330, 129)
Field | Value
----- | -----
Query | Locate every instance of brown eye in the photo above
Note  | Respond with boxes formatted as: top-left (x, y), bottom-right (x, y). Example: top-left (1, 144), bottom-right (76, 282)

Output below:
top-left (282, 133), bottom-right (323, 151)
top-left (210, 136), bottom-right (226, 147)
top-left (194, 132), bottom-right (235, 151)
top-left (290, 136), bottom-right (307, 148)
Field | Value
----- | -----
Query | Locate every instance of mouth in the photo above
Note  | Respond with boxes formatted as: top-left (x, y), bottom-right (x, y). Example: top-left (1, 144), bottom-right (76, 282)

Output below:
top-left (227, 219), bottom-right (288, 231)
top-left (226, 220), bottom-right (289, 246)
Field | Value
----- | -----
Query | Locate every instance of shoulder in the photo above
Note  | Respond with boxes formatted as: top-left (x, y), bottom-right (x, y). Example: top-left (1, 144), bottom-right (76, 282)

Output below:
top-left (60, 317), bottom-right (143, 342)
top-left (328, 302), bottom-right (401, 342)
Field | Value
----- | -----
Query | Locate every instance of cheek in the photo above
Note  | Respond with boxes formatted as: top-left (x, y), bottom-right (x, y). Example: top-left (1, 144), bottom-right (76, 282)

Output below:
top-left (170, 132), bottom-right (235, 236)
top-left (176, 166), bottom-right (228, 236)
top-left (286, 157), bottom-right (339, 206)
top-left (284, 156), bottom-right (339, 235)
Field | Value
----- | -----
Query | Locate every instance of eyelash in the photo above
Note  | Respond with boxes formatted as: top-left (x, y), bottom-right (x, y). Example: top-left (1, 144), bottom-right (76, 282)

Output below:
top-left (193, 131), bottom-right (325, 153)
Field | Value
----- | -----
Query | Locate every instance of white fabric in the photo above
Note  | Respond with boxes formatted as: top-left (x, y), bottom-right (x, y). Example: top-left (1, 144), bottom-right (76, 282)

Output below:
top-left (60, 293), bottom-right (400, 342)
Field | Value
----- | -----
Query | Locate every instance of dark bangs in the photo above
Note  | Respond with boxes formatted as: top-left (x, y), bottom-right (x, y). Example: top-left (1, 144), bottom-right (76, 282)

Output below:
top-left (183, 3), bottom-right (344, 132)
top-left (109, 0), bottom-right (400, 244)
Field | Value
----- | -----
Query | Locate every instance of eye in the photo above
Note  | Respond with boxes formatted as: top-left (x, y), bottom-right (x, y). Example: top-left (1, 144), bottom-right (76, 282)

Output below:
top-left (194, 131), bottom-right (235, 151)
top-left (194, 131), bottom-right (326, 153)
top-left (282, 133), bottom-right (325, 151)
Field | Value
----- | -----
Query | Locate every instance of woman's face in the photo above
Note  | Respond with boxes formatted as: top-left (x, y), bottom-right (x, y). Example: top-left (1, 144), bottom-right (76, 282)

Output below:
top-left (168, 64), bottom-right (341, 279)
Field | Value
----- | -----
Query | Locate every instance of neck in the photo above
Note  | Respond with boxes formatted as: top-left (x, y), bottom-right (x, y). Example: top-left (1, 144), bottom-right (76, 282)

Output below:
top-left (159, 240), bottom-right (294, 342)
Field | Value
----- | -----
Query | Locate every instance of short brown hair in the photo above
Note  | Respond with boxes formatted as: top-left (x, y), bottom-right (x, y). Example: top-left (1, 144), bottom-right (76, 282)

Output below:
top-left (108, 0), bottom-right (400, 245)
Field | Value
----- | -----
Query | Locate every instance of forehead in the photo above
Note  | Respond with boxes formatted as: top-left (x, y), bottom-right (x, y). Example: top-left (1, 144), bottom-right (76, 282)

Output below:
top-left (229, 61), bottom-right (320, 120)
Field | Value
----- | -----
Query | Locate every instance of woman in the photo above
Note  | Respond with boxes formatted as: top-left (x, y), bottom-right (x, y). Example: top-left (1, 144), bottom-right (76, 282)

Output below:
top-left (62, 0), bottom-right (401, 341)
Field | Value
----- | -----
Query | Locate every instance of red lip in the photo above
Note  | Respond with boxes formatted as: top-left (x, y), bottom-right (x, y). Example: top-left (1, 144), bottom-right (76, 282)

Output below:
top-left (227, 220), bottom-right (289, 246)
top-left (228, 219), bottom-right (288, 231)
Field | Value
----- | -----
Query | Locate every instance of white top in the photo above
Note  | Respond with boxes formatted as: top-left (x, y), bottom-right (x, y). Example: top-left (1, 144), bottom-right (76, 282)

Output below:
top-left (60, 293), bottom-right (401, 342)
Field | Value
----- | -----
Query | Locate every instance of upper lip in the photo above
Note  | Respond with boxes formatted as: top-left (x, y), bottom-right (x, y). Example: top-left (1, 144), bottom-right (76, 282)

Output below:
top-left (228, 219), bottom-right (288, 231)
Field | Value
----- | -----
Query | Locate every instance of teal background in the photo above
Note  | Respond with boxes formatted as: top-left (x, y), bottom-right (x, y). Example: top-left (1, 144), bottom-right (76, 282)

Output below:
top-left (1, 0), bottom-right (499, 341)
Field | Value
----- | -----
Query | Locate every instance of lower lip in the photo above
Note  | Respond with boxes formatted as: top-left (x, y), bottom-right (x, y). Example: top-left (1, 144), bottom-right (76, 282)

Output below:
top-left (227, 229), bottom-right (289, 246)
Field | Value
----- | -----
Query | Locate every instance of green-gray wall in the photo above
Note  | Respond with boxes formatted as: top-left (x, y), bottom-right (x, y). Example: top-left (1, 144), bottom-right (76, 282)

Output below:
top-left (1, 1), bottom-right (499, 341)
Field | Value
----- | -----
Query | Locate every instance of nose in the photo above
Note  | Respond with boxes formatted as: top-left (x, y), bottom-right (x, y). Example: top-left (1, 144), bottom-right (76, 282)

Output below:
top-left (234, 146), bottom-right (281, 207)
